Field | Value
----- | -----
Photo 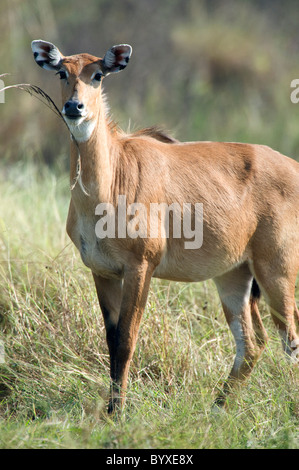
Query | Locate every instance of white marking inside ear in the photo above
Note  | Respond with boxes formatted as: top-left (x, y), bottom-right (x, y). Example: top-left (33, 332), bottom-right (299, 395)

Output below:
top-left (48, 47), bottom-right (62, 66)
top-left (103, 44), bottom-right (132, 73)
top-left (31, 40), bottom-right (63, 70)
top-left (32, 48), bottom-right (46, 63)
top-left (103, 50), bottom-right (115, 68)
top-left (31, 41), bottom-right (46, 55)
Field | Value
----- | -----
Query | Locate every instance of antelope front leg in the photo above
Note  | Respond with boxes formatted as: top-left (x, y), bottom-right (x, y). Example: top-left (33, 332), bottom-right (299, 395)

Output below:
top-left (92, 274), bottom-right (123, 384)
top-left (109, 261), bottom-right (154, 414)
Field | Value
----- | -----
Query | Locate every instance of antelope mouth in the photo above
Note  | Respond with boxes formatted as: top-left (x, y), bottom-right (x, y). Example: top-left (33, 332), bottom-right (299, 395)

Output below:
top-left (63, 113), bottom-right (87, 126)
top-left (65, 115), bottom-right (83, 121)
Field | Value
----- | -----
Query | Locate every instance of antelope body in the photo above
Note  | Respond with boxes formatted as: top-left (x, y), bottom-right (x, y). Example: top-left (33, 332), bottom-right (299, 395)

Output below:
top-left (32, 40), bottom-right (299, 413)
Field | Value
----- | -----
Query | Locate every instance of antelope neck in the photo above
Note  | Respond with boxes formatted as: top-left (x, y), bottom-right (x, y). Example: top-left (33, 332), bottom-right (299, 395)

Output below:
top-left (69, 113), bottom-right (116, 201)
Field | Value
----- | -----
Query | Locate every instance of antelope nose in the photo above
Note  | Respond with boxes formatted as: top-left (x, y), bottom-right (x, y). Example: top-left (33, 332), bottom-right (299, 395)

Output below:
top-left (64, 100), bottom-right (84, 118)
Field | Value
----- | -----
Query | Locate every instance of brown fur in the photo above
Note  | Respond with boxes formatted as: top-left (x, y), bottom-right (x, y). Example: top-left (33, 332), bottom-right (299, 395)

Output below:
top-left (32, 41), bottom-right (299, 414)
top-left (131, 126), bottom-right (179, 144)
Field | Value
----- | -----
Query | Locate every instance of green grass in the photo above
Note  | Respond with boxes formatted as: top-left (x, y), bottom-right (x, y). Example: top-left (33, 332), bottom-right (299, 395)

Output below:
top-left (0, 161), bottom-right (298, 449)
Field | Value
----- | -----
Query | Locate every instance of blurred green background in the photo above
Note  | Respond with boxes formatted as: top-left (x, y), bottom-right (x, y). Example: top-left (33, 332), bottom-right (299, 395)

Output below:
top-left (1, 0), bottom-right (299, 165)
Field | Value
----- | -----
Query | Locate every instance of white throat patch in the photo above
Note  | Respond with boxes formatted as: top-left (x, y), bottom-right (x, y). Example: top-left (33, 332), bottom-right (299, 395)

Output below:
top-left (64, 117), bottom-right (96, 143)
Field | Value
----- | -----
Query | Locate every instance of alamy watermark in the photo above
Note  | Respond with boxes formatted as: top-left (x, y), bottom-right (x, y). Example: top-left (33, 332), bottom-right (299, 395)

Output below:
top-left (95, 195), bottom-right (203, 249)
top-left (290, 79), bottom-right (299, 103)
top-left (0, 79), bottom-right (5, 104)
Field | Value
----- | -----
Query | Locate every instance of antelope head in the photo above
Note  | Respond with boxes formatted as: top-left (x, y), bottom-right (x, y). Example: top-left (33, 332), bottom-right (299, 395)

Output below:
top-left (31, 40), bottom-right (132, 142)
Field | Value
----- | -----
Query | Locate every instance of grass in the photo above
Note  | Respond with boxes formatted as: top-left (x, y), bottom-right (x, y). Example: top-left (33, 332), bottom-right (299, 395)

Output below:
top-left (0, 161), bottom-right (298, 449)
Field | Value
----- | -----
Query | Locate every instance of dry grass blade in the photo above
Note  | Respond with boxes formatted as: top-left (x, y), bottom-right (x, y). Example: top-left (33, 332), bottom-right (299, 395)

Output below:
top-left (0, 80), bottom-right (85, 192)
top-left (0, 82), bottom-right (66, 127)
top-left (0, 81), bottom-right (79, 147)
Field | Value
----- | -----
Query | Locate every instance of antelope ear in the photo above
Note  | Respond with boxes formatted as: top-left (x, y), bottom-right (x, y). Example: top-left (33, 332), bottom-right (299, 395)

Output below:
top-left (31, 40), bottom-right (64, 71)
top-left (102, 44), bottom-right (132, 74)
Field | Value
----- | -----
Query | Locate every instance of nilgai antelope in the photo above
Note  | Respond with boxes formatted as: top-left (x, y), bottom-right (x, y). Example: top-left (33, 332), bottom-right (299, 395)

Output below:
top-left (31, 39), bottom-right (299, 414)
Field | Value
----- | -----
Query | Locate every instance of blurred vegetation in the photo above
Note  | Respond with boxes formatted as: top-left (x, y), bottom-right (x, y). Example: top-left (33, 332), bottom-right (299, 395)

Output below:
top-left (1, 0), bottom-right (299, 166)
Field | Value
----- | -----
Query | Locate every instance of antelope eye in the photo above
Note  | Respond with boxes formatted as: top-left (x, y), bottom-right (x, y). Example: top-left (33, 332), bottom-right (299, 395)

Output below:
top-left (93, 72), bottom-right (102, 82)
top-left (57, 70), bottom-right (67, 80)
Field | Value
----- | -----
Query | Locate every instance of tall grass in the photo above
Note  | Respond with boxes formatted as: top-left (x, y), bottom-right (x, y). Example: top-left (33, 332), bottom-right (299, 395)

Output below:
top-left (0, 162), bottom-right (298, 449)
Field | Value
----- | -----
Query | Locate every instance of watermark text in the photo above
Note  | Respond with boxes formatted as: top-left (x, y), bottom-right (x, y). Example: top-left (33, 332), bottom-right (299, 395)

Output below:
top-left (95, 196), bottom-right (203, 249)
top-left (0, 79), bottom-right (5, 104)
